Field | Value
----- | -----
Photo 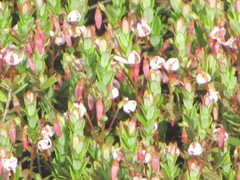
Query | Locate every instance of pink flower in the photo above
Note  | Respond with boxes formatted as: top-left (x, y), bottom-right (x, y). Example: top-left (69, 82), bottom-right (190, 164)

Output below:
top-left (112, 147), bottom-right (123, 161)
top-left (53, 118), bottom-right (62, 137)
top-left (210, 26), bottom-right (226, 43)
top-left (203, 89), bottom-right (219, 105)
top-left (212, 127), bottom-right (228, 150)
top-left (143, 58), bottom-right (150, 80)
top-left (188, 141), bottom-right (203, 156)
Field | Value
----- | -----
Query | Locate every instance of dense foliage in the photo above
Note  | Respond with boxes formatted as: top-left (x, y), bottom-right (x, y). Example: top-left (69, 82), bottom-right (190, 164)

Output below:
top-left (0, 0), bottom-right (240, 179)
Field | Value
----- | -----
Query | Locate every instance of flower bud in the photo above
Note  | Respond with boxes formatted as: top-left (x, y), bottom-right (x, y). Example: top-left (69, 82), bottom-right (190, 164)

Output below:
top-left (53, 118), bottom-right (62, 137)
top-left (65, 66), bottom-right (70, 80)
top-left (27, 57), bottom-right (36, 72)
top-left (9, 121), bottom-right (16, 144)
top-left (87, 94), bottom-right (95, 111)
top-left (96, 98), bottom-right (104, 121)
top-left (75, 79), bottom-right (84, 103)
top-left (182, 128), bottom-right (188, 145)
top-left (133, 63), bottom-right (140, 83)
top-left (22, 131), bottom-right (28, 150)
top-left (111, 159), bottom-right (119, 180)
top-left (152, 151), bottom-right (159, 171)
top-left (95, 7), bottom-right (102, 30)
top-left (142, 58), bottom-right (149, 80)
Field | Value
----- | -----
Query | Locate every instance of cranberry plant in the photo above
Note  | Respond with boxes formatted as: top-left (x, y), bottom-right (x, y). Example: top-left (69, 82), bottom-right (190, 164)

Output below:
top-left (0, 0), bottom-right (239, 179)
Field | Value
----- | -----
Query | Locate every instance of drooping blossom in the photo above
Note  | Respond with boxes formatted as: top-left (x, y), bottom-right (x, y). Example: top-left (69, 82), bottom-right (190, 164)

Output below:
top-left (67, 10), bottom-right (81, 24)
top-left (55, 34), bottom-right (66, 46)
top-left (37, 136), bottom-right (52, 151)
top-left (163, 58), bottom-right (180, 72)
top-left (210, 26), bottom-right (226, 43)
top-left (2, 157), bottom-right (18, 173)
top-left (122, 98), bottom-right (137, 113)
top-left (202, 89), bottom-right (219, 105)
top-left (152, 151), bottom-right (159, 171)
top-left (196, 71), bottom-right (211, 84)
top-left (165, 142), bottom-right (180, 156)
top-left (41, 125), bottom-right (55, 137)
top-left (188, 141), bottom-right (203, 156)
top-left (4, 50), bottom-right (24, 66)
top-left (212, 127), bottom-right (228, 150)
top-left (113, 51), bottom-right (141, 65)
top-left (136, 17), bottom-right (151, 38)
top-left (149, 56), bottom-right (165, 70)
top-left (72, 103), bottom-right (86, 118)
top-left (53, 118), bottom-right (62, 137)
top-left (111, 86), bottom-right (119, 99)
top-left (143, 57), bottom-right (149, 80)
top-left (112, 147), bottom-right (124, 161)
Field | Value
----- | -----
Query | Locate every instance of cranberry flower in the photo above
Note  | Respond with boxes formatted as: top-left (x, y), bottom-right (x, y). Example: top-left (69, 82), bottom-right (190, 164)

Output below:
top-left (188, 141), bottom-right (203, 156)
top-left (149, 56), bottom-right (165, 70)
top-left (196, 71), bottom-right (211, 84)
top-left (4, 50), bottom-right (24, 66)
top-left (72, 103), bottom-right (86, 118)
top-left (122, 98), bottom-right (137, 113)
top-left (67, 10), bottom-right (81, 24)
top-left (136, 17), bottom-right (151, 38)
top-left (2, 157), bottom-right (18, 173)
top-left (41, 125), bottom-right (55, 137)
top-left (163, 58), bottom-right (180, 72)
top-left (113, 51), bottom-right (141, 65)
top-left (37, 136), bottom-right (52, 151)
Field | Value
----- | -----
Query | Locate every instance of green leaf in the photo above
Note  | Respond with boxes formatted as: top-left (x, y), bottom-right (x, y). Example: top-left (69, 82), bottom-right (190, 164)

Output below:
top-left (146, 106), bottom-right (155, 121)
top-left (215, 152), bottom-right (228, 169)
top-left (40, 77), bottom-right (57, 90)
top-left (228, 136), bottom-right (240, 147)
top-left (143, 7), bottom-right (154, 23)
top-left (102, 71), bottom-right (114, 87)
top-left (152, 17), bottom-right (161, 35)
top-left (0, 90), bottom-right (7, 102)
top-left (150, 35), bottom-right (160, 47)
top-left (101, 51), bottom-right (110, 68)
top-left (201, 172), bottom-right (221, 180)
top-left (13, 83), bottom-right (28, 94)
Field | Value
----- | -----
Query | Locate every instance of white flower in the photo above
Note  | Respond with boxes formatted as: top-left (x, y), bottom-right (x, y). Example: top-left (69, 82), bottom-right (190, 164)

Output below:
top-left (112, 147), bottom-right (123, 161)
top-left (210, 26), bottom-right (226, 43)
top-left (123, 98), bottom-right (137, 113)
top-left (127, 51), bottom-right (141, 64)
top-left (67, 10), bottom-right (81, 24)
top-left (72, 103), bottom-right (86, 118)
top-left (113, 51), bottom-right (141, 65)
top-left (41, 125), bottom-right (55, 137)
top-left (165, 142), bottom-right (180, 156)
top-left (111, 86), bottom-right (119, 99)
top-left (149, 56), bottom-right (165, 70)
top-left (55, 35), bottom-right (66, 46)
top-left (2, 157), bottom-right (18, 172)
top-left (222, 36), bottom-right (237, 49)
top-left (4, 50), bottom-right (24, 66)
top-left (188, 141), bottom-right (203, 156)
top-left (196, 71), bottom-right (211, 84)
top-left (38, 136), bottom-right (52, 151)
top-left (136, 18), bottom-right (151, 38)
top-left (141, 150), bottom-right (152, 163)
top-left (207, 89), bottom-right (219, 103)
top-left (164, 58), bottom-right (180, 72)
